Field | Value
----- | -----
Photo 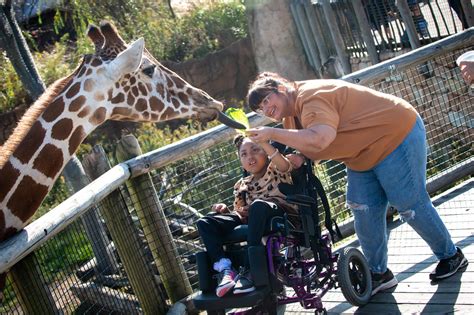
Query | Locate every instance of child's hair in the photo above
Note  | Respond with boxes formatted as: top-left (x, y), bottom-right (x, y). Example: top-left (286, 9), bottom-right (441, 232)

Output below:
top-left (246, 72), bottom-right (291, 112)
top-left (233, 134), bottom-right (246, 151)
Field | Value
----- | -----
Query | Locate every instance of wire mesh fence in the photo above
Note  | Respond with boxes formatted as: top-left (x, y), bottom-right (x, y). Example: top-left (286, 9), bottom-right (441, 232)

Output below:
top-left (292, 0), bottom-right (470, 75)
top-left (0, 32), bottom-right (472, 314)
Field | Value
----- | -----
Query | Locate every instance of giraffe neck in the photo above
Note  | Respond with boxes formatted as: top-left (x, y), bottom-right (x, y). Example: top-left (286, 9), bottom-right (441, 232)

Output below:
top-left (0, 90), bottom-right (99, 239)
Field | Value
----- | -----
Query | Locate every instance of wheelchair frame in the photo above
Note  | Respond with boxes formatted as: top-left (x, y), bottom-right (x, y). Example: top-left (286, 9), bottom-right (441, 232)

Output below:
top-left (193, 160), bottom-right (372, 314)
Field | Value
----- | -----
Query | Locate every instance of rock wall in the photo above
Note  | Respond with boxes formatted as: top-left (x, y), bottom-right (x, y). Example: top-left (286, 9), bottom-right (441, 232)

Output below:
top-left (163, 36), bottom-right (257, 108)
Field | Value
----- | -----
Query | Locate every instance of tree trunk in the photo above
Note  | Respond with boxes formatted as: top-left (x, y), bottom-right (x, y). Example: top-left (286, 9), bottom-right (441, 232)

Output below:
top-left (244, 0), bottom-right (316, 81)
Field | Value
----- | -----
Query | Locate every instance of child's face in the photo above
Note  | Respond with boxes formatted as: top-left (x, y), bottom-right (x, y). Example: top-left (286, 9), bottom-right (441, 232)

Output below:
top-left (238, 138), bottom-right (268, 175)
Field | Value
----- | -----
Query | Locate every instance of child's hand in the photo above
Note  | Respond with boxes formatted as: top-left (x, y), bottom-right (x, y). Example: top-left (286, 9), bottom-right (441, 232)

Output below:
top-left (235, 205), bottom-right (249, 218)
top-left (212, 203), bottom-right (229, 213)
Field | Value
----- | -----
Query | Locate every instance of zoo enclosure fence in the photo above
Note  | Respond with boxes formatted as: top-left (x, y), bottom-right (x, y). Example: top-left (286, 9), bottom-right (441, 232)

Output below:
top-left (0, 29), bottom-right (473, 314)
top-left (291, 0), bottom-right (473, 76)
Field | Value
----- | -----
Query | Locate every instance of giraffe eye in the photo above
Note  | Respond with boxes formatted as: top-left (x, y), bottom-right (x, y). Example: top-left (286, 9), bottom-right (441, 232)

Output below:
top-left (142, 65), bottom-right (156, 78)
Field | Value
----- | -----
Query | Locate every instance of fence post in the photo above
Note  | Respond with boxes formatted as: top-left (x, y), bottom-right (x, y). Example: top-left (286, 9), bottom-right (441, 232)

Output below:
top-left (82, 145), bottom-right (167, 314)
top-left (395, 0), bottom-right (421, 49)
top-left (320, 0), bottom-right (352, 74)
top-left (63, 156), bottom-right (119, 276)
top-left (460, 0), bottom-right (474, 27)
top-left (352, 0), bottom-right (380, 65)
top-left (291, 1), bottom-right (322, 74)
top-left (115, 134), bottom-right (192, 303)
top-left (304, 1), bottom-right (330, 64)
top-left (9, 252), bottom-right (58, 314)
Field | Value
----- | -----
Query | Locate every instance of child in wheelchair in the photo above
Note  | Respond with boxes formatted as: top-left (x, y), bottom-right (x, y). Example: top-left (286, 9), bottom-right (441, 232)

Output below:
top-left (196, 134), bottom-right (303, 297)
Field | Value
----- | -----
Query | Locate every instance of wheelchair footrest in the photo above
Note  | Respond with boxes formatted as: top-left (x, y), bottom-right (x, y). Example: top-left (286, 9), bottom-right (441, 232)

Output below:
top-left (193, 286), bottom-right (271, 311)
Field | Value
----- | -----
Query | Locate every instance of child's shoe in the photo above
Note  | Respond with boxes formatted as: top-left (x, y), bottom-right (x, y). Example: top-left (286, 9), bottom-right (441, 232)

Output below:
top-left (234, 268), bottom-right (255, 294)
top-left (215, 269), bottom-right (238, 297)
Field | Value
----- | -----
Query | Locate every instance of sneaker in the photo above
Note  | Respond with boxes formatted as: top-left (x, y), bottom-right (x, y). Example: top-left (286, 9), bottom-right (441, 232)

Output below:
top-left (215, 269), bottom-right (238, 297)
top-left (233, 268), bottom-right (255, 294)
top-left (371, 269), bottom-right (398, 296)
top-left (429, 247), bottom-right (468, 281)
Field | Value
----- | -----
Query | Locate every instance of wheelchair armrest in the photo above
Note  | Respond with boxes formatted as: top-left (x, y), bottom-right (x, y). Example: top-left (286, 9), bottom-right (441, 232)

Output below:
top-left (286, 194), bottom-right (316, 206)
top-left (196, 251), bottom-right (214, 293)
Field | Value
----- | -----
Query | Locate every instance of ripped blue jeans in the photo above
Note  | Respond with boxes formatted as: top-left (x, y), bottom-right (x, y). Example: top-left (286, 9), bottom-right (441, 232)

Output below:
top-left (346, 115), bottom-right (456, 274)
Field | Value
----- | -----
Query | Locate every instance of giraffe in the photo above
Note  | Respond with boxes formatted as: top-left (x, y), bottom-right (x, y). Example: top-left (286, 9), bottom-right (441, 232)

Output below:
top-left (0, 21), bottom-right (240, 301)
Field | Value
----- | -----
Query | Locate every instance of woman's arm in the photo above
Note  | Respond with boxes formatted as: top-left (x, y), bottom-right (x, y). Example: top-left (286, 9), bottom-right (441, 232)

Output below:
top-left (247, 124), bottom-right (337, 154)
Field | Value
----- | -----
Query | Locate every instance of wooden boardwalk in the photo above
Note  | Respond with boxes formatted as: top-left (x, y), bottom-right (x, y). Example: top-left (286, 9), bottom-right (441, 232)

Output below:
top-left (286, 178), bottom-right (474, 314)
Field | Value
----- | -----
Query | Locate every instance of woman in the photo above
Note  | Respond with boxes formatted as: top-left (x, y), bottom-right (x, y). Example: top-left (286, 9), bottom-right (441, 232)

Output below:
top-left (245, 72), bottom-right (468, 296)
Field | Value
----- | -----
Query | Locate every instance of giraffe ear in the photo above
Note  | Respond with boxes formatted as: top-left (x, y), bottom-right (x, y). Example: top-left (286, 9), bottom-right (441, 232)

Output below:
top-left (106, 38), bottom-right (145, 78)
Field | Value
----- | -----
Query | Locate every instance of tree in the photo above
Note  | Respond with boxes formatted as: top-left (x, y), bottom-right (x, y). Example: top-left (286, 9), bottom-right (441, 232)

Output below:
top-left (244, 0), bottom-right (315, 80)
top-left (0, 0), bottom-right (46, 144)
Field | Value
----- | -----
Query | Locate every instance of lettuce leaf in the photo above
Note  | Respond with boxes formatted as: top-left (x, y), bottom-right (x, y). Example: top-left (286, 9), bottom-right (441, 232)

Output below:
top-left (225, 108), bottom-right (249, 133)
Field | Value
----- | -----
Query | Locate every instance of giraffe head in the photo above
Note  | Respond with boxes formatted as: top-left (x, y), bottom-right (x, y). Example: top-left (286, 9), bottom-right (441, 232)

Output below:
top-left (67, 21), bottom-right (240, 128)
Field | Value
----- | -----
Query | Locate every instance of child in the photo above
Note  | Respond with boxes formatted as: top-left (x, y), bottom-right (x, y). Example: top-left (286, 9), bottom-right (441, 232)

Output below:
top-left (196, 134), bottom-right (302, 297)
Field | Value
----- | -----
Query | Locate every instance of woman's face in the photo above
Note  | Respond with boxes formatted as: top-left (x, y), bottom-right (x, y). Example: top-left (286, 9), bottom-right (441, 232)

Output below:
top-left (238, 138), bottom-right (268, 176)
top-left (257, 92), bottom-right (290, 122)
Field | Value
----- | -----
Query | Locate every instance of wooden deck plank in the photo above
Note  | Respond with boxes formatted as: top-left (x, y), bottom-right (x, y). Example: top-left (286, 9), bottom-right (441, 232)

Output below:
top-left (284, 179), bottom-right (473, 314)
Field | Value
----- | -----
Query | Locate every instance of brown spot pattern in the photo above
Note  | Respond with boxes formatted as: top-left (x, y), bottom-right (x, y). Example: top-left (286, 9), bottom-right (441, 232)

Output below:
top-left (65, 82), bottom-right (81, 99)
top-left (138, 83), bottom-right (147, 96)
top-left (172, 98), bottom-right (180, 109)
top-left (91, 58), bottom-right (102, 67)
top-left (149, 96), bottom-right (164, 112)
top-left (7, 176), bottom-right (49, 222)
top-left (131, 86), bottom-right (139, 97)
top-left (130, 77), bottom-right (136, 84)
top-left (69, 126), bottom-right (86, 155)
top-left (0, 161), bottom-right (20, 202)
top-left (166, 77), bottom-right (174, 88)
top-left (51, 118), bottom-right (73, 140)
top-left (13, 121), bottom-right (46, 164)
top-left (127, 94), bottom-right (135, 106)
top-left (162, 107), bottom-right (175, 120)
top-left (157, 84), bottom-right (164, 97)
top-left (43, 97), bottom-right (65, 122)
top-left (86, 68), bottom-right (93, 76)
top-left (112, 107), bottom-right (132, 118)
top-left (33, 144), bottom-right (64, 178)
top-left (83, 79), bottom-right (94, 92)
top-left (178, 92), bottom-right (189, 104)
top-left (94, 92), bottom-right (105, 101)
top-left (78, 106), bottom-right (91, 118)
top-left (89, 107), bottom-right (106, 125)
top-left (77, 66), bottom-right (87, 78)
top-left (135, 98), bottom-right (147, 112)
top-left (111, 92), bottom-right (125, 104)
top-left (172, 75), bottom-right (185, 89)
top-left (69, 95), bottom-right (86, 112)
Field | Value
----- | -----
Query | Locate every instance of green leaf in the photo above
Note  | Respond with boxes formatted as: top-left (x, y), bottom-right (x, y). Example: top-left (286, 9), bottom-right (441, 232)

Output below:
top-left (225, 108), bottom-right (249, 133)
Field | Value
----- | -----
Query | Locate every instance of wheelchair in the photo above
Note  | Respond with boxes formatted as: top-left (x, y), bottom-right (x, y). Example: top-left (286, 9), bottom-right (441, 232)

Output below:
top-left (193, 157), bottom-right (372, 314)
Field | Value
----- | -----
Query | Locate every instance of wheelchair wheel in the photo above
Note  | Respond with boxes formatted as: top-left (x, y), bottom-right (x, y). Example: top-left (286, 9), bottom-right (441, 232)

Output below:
top-left (337, 247), bottom-right (372, 306)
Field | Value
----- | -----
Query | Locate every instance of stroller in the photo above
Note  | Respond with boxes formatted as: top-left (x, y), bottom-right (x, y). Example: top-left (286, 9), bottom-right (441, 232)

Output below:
top-left (193, 153), bottom-right (372, 314)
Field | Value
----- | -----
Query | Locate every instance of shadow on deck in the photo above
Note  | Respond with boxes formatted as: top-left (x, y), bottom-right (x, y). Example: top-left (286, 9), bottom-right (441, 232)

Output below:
top-left (286, 178), bottom-right (474, 314)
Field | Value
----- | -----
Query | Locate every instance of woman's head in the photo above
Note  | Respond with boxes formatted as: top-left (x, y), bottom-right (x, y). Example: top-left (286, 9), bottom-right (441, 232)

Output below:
top-left (233, 134), bottom-right (268, 176)
top-left (246, 72), bottom-right (294, 121)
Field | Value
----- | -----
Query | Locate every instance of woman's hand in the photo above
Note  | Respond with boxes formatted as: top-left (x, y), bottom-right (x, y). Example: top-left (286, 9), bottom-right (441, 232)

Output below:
top-left (211, 203), bottom-right (229, 214)
top-left (235, 205), bottom-right (249, 218)
top-left (246, 127), bottom-right (274, 143)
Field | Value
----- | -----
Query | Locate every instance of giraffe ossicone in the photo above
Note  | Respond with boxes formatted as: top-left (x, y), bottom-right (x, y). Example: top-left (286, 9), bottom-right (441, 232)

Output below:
top-left (0, 20), bottom-right (238, 300)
